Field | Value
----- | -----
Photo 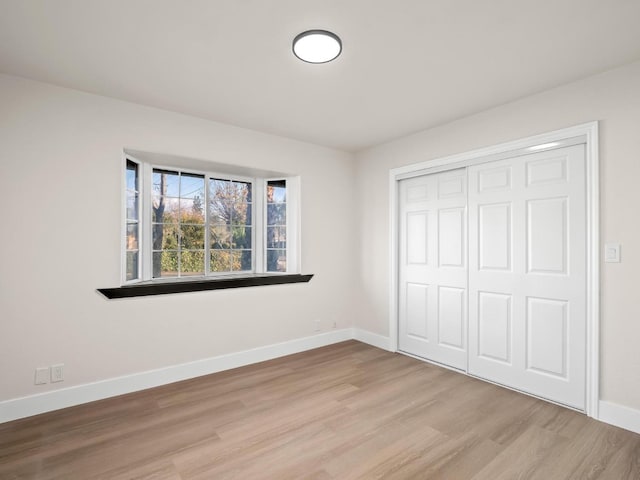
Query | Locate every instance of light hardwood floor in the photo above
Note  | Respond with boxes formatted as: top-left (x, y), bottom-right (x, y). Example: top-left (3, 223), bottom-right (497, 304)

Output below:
top-left (1, 341), bottom-right (639, 479)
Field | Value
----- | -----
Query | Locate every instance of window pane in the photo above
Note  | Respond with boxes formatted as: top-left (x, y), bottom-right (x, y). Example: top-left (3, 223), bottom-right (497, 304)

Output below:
top-left (180, 225), bottom-right (205, 249)
top-left (210, 224), bottom-right (231, 249)
top-left (232, 225), bottom-right (251, 249)
top-left (267, 226), bottom-right (286, 249)
top-left (231, 203), bottom-right (251, 226)
top-left (210, 178), bottom-right (231, 197)
top-left (153, 251), bottom-right (179, 278)
top-left (267, 204), bottom-right (286, 226)
top-left (230, 250), bottom-right (252, 272)
top-left (126, 223), bottom-right (139, 250)
top-left (234, 181), bottom-right (252, 203)
top-left (126, 160), bottom-right (138, 192)
top-left (181, 250), bottom-right (205, 276)
top-left (153, 169), bottom-right (180, 197)
top-left (267, 180), bottom-right (286, 203)
top-left (210, 250), bottom-right (231, 272)
top-left (210, 179), bottom-right (253, 223)
top-left (153, 196), bottom-right (179, 223)
top-left (209, 201), bottom-right (231, 224)
top-left (180, 198), bottom-right (205, 224)
top-left (210, 202), bottom-right (231, 225)
top-left (267, 249), bottom-right (287, 272)
top-left (126, 251), bottom-right (138, 281)
top-left (180, 173), bottom-right (205, 199)
top-left (209, 179), bottom-right (232, 222)
top-left (126, 192), bottom-right (139, 221)
top-left (153, 223), bottom-right (179, 250)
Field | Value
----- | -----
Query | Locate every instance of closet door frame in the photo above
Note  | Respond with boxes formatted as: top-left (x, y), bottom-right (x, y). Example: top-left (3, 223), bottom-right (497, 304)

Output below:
top-left (388, 121), bottom-right (599, 418)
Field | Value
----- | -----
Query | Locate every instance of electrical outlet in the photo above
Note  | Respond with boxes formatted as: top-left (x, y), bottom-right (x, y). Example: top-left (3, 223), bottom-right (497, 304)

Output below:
top-left (314, 320), bottom-right (321, 332)
top-left (35, 367), bottom-right (49, 385)
top-left (51, 364), bottom-right (64, 383)
top-left (333, 321), bottom-right (337, 329)
top-left (604, 243), bottom-right (621, 263)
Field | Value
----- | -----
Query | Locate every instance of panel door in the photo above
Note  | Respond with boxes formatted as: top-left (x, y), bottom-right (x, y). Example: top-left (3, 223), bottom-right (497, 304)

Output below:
top-left (467, 144), bottom-right (586, 409)
top-left (398, 169), bottom-right (467, 370)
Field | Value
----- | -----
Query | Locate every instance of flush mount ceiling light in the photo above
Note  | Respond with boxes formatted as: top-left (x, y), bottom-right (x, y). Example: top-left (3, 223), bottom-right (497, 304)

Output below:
top-left (292, 30), bottom-right (342, 64)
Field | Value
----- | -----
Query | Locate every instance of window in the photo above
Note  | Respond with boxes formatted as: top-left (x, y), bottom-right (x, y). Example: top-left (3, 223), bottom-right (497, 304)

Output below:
top-left (152, 170), bottom-right (206, 277)
top-left (266, 180), bottom-right (287, 272)
top-left (209, 178), bottom-right (253, 273)
top-left (123, 154), bottom-right (298, 284)
top-left (125, 160), bottom-right (140, 281)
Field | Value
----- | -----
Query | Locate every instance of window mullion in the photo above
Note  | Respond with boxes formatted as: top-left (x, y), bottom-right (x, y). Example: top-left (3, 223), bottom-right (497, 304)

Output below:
top-left (177, 172), bottom-right (182, 278)
top-left (254, 179), bottom-right (264, 274)
top-left (287, 175), bottom-right (300, 273)
top-left (205, 174), bottom-right (211, 275)
top-left (141, 162), bottom-right (153, 281)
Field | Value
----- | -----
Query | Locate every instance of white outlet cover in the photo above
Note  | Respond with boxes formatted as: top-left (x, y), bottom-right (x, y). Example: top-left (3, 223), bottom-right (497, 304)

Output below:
top-left (604, 243), bottom-right (621, 263)
top-left (35, 367), bottom-right (49, 385)
top-left (51, 364), bottom-right (64, 383)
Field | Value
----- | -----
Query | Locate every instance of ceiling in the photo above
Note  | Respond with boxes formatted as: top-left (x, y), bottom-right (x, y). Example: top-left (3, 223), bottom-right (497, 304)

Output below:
top-left (1, 0), bottom-right (640, 152)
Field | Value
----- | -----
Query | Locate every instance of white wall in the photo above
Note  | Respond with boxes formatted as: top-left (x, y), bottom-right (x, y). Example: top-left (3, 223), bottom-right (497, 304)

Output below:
top-left (355, 60), bottom-right (640, 412)
top-left (0, 74), bottom-right (357, 402)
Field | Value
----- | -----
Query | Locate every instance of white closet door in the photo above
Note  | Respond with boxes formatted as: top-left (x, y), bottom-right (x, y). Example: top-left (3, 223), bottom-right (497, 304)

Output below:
top-left (467, 144), bottom-right (586, 409)
top-left (398, 169), bottom-right (467, 370)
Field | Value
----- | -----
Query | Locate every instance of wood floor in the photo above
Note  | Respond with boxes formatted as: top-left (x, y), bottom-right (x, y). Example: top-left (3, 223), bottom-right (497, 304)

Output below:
top-left (1, 341), bottom-right (639, 479)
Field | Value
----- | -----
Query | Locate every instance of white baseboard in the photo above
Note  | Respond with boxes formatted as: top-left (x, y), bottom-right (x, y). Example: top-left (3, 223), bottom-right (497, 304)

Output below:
top-left (0, 328), bottom-right (353, 424)
top-left (6, 329), bottom-right (638, 435)
top-left (598, 400), bottom-right (640, 435)
top-left (352, 328), bottom-right (393, 351)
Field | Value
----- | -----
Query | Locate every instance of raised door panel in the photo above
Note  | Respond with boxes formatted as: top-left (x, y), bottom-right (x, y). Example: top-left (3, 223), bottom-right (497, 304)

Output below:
top-left (527, 198), bottom-right (567, 275)
top-left (478, 165), bottom-right (511, 193)
top-left (526, 297), bottom-right (568, 378)
top-left (438, 174), bottom-right (465, 199)
top-left (406, 211), bottom-right (428, 265)
top-left (478, 292), bottom-right (512, 364)
top-left (406, 184), bottom-right (429, 202)
top-left (526, 156), bottom-right (567, 186)
top-left (479, 203), bottom-right (511, 271)
top-left (439, 208), bottom-right (465, 268)
top-left (406, 283), bottom-right (429, 340)
top-left (438, 287), bottom-right (465, 349)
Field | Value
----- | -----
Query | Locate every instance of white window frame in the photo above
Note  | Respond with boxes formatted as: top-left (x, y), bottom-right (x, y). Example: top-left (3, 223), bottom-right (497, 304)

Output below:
top-left (122, 158), bottom-right (143, 284)
top-left (122, 154), bottom-right (300, 284)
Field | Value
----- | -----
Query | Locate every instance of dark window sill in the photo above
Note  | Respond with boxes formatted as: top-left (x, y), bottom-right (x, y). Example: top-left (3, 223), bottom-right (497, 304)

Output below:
top-left (98, 274), bottom-right (314, 299)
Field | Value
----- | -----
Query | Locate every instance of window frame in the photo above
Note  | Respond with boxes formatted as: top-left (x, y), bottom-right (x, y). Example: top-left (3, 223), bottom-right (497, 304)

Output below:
top-left (122, 154), bottom-right (299, 285)
top-left (261, 177), bottom-right (300, 274)
top-left (205, 173), bottom-right (257, 277)
top-left (122, 158), bottom-right (142, 284)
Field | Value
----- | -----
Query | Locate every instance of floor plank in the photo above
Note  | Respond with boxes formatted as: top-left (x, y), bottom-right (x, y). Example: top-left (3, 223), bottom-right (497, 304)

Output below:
top-left (1, 341), bottom-right (638, 479)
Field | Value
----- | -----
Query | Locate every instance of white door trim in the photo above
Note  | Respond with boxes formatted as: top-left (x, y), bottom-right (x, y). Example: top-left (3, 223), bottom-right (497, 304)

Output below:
top-left (389, 121), bottom-right (600, 418)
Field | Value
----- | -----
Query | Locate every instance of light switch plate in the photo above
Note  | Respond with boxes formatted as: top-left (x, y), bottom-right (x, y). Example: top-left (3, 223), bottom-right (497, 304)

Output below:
top-left (604, 243), bottom-right (621, 263)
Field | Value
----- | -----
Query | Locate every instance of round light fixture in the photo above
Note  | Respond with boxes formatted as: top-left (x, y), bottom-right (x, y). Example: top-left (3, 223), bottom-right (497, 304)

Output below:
top-left (292, 30), bottom-right (342, 64)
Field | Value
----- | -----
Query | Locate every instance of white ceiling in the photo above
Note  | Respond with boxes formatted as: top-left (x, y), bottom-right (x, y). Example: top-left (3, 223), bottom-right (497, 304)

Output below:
top-left (2, 0), bottom-right (640, 152)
